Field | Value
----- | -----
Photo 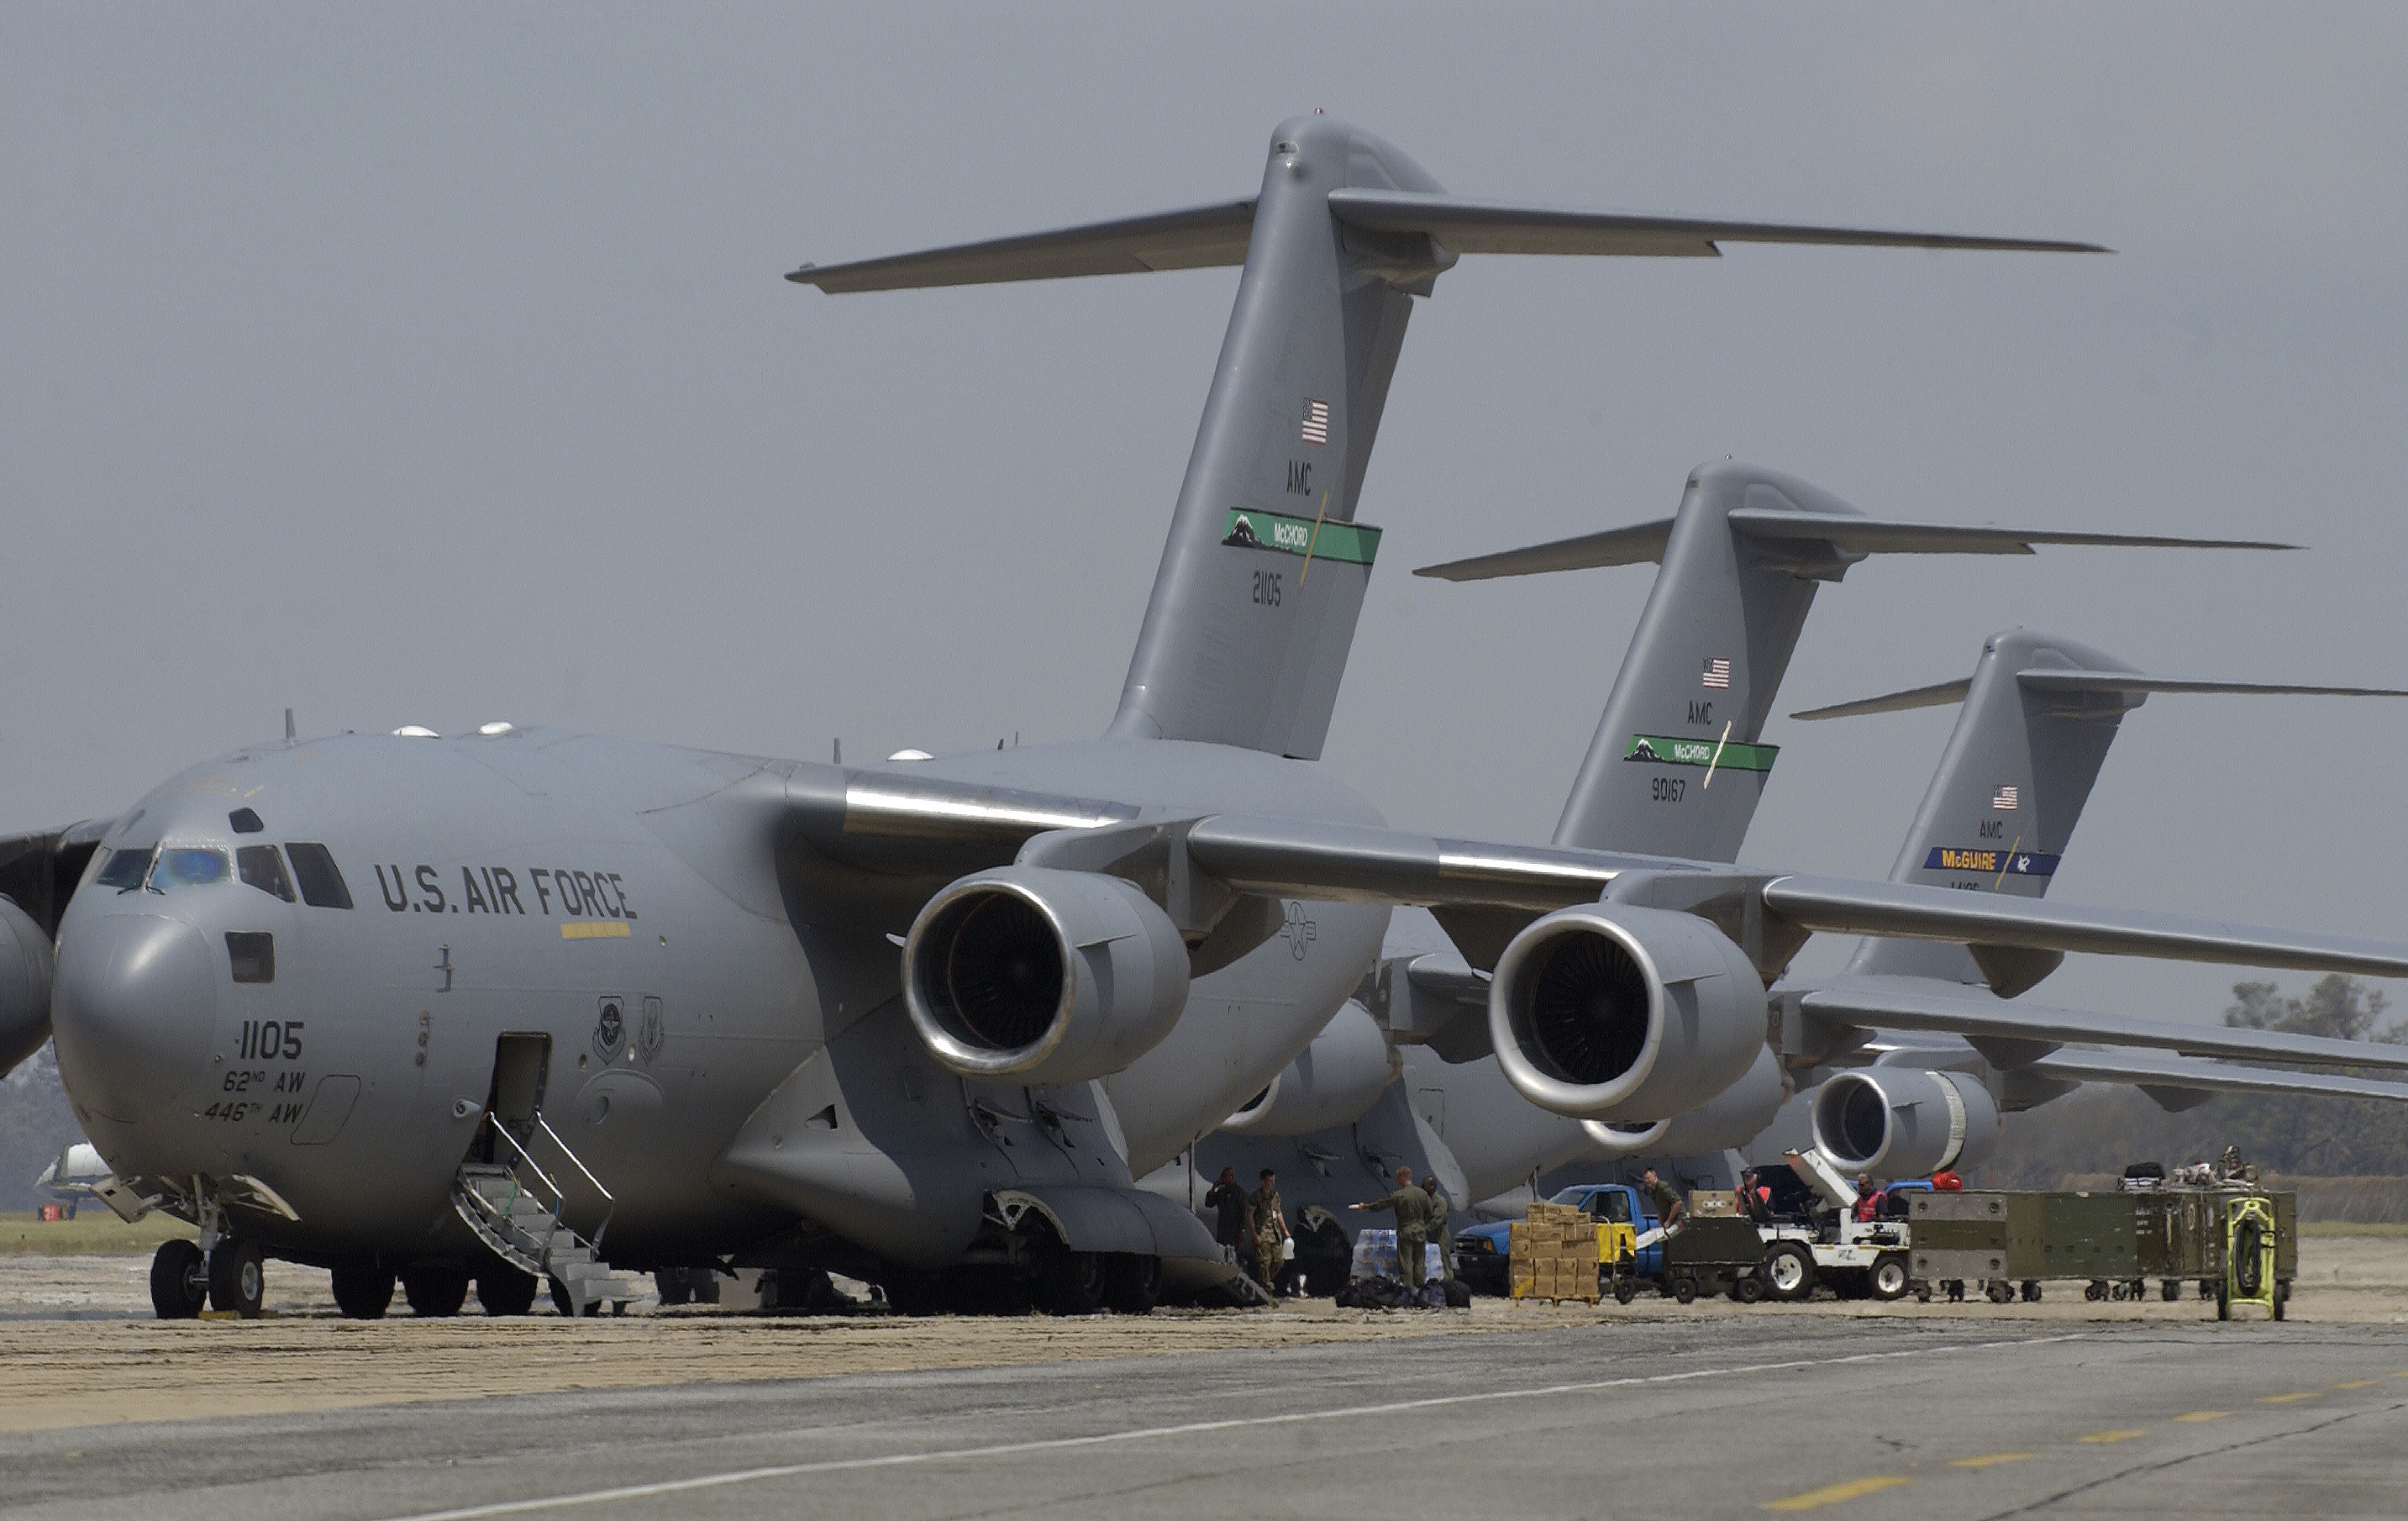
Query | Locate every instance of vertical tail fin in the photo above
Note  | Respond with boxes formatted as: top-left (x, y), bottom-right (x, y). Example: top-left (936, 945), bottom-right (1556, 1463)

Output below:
top-left (1413, 466), bottom-right (2285, 863)
top-left (795, 119), bottom-right (2102, 760)
top-left (1794, 634), bottom-right (2408, 990)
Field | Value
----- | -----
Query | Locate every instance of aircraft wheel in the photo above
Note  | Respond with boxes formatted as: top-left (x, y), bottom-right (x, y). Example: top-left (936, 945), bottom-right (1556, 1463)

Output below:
top-left (653, 1269), bottom-right (692, 1307)
top-left (1869, 1254), bottom-right (1911, 1303)
top-left (2021, 1281), bottom-right (2043, 1303)
top-left (1733, 1273), bottom-right (1766, 1305)
top-left (402, 1260), bottom-right (468, 1318)
top-left (549, 1276), bottom-right (600, 1317)
top-left (2085, 1280), bottom-right (2106, 1302)
top-left (209, 1238), bottom-right (266, 1318)
top-left (150, 1239), bottom-right (208, 1319)
top-left (1761, 1243), bottom-right (1815, 1303)
top-left (329, 1259), bottom-right (395, 1319)
top-left (2161, 1279), bottom-right (2183, 1303)
top-left (1101, 1253), bottom-right (1161, 1315)
top-left (1040, 1250), bottom-right (1108, 1316)
top-left (1985, 1280), bottom-right (2014, 1304)
top-left (1672, 1275), bottom-right (1697, 1305)
top-left (476, 1266), bottom-right (538, 1316)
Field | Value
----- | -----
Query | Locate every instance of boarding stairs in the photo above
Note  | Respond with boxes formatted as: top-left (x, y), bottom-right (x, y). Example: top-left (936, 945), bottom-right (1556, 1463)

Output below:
top-left (451, 1115), bottom-right (649, 1315)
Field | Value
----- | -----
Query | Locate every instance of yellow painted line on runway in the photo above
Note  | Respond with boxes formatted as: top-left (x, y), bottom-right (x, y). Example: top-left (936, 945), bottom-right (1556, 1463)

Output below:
top-left (1949, 1452), bottom-right (2035, 1468)
top-left (2076, 1429), bottom-right (2145, 1444)
top-left (2258, 1392), bottom-right (2319, 1403)
top-left (2173, 1411), bottom-right (2230, 1423)
top-left (1763, 1476), bottom-right (1911, 1510)
top-left (2333, 1380), bottom-right (2377, 1389)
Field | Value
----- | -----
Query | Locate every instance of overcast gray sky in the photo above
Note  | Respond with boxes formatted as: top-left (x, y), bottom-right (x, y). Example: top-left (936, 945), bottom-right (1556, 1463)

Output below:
top-left (8, 4), bottom-right (2406, 1030)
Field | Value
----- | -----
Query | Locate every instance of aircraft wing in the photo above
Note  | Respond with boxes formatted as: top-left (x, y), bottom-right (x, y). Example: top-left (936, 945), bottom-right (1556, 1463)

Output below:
top-left (1759, 873), bottom-right (2408, 979)
top-left (1798, 979), bottom-right (2408, 1074)
top-left (781, 773), bottom-right (2408, 981)
top-left (2022, 1046), bottom-right (2408, 1106)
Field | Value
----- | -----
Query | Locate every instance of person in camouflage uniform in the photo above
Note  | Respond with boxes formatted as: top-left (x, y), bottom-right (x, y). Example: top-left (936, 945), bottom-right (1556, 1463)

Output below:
top-left (1420, 1173), bottom-right (1454, 1282)
top-left (1245, 1169), bottom-right (1291, 1297)
top-left (1352, 1165), bottom-right (1433, 1289)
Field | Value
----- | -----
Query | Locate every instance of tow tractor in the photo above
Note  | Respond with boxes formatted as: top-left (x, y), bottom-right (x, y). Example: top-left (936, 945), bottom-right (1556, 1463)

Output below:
top-left (1652, 1150), bottom-right (1913, 1304)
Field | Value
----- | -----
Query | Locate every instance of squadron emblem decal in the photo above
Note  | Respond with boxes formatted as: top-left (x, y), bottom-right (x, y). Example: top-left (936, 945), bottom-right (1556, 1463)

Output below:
top-left (593, 997), bottom-right (626, 1062)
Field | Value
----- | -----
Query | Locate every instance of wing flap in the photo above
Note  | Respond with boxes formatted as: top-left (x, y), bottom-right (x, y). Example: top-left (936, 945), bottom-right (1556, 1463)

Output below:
top-left (2025, 1047), bottom-right (2408, 1105)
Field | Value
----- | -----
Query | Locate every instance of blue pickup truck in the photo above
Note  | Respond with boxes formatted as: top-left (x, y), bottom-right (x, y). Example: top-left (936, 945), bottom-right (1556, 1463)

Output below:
top-left (1452, 1184), bottom-right (1665, 1297)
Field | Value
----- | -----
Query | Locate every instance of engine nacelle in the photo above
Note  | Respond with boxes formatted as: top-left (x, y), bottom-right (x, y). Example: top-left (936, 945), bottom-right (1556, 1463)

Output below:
top-left (1580, 1042), bottom-right (1788, 1160)
top-left (1491, 903), bottom-right (1766, 1121)
top-left (903, 866), bottom-right (1189, 1086)
top-left (1810, 1068), bottom-right (2001, 1180)
top-left (1220, 1000), bottom-right (1396, 1135)
top-left (0, 897), bottom-right (54, 1077)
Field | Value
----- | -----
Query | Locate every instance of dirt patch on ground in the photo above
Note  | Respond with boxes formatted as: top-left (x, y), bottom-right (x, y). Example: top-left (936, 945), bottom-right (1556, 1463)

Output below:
top-left (3, 1235), bottom-right (2403, 1434)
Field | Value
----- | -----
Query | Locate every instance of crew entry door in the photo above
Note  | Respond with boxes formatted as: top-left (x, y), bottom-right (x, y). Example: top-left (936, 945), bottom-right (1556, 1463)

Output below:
top-left (478, 1033), bottom-right (551, 1161)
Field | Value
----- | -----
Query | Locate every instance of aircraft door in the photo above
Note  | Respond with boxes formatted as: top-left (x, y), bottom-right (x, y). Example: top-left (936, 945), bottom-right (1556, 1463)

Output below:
top-left (481, 1033), bottom-right (551, 1158)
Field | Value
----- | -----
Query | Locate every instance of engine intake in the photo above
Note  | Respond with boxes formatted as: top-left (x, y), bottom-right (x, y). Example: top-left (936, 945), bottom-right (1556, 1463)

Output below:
top-left (903, 866), bottom-right (1189, 1086)
top-left (0, 897), bottom-right (54, 1077)
top-left (1810, 1068), bottom-right (2001, 1179)
top-left (1491, 903), bottom-right (1765, 1121)
top-left (1220, 1001), bottom-right (1396, 1135)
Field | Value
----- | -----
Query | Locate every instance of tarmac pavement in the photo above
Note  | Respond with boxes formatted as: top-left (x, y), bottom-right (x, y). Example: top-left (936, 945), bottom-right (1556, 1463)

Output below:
top-left (3, 1315), bottom-right (2403, 1519)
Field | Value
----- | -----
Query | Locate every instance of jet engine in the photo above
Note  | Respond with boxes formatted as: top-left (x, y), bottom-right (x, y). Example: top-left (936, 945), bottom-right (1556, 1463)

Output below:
top-left (1810, 1068), bottom-right (2001, 1179)
top-left (1490, 903), bottom-right (1765, 1121)
top-left (0, 897), bottom-right (54, 1076)
top-left (902, 866), bottom-right (1189, 1086)
top-left (1580, 1042), bottom-right (1788, 1160)
top-left (1220, 1000), bottom-right (1396, 1135)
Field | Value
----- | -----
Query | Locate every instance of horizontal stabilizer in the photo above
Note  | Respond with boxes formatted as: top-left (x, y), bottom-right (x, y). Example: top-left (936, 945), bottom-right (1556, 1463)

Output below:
top-left (1417, 511), bottom-right (2284, 582)
top-left (1325, 188), bottom-right (2107, 259)
top-left (1766, 873), bottom-right (2408, 980)
top-left (790, 198), bottom-right (1259, 292)
top-left (1799, 979), bottom-right (2408, 1073)
top-left (1412, 518), bottom-right (1673, 581)
top-left (1795, 668), bottom-right (2408, 721)
top-left (2025, 1047), bottom-right (2408, 1106)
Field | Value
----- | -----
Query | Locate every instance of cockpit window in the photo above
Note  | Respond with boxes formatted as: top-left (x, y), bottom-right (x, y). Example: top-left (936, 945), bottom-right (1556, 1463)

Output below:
top-left (237, 845), bottom-right (296, 903)
top-left (285, 843), bottom-right (354, 909)
top-left (152, 848), bottom-right (231, 888)
top-left (95, 846), bottom-right (157, 891)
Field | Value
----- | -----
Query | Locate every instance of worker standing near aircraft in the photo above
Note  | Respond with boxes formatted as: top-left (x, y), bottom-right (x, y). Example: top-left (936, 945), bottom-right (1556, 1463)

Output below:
top-left (1641, 1167), bottom-right (1685, 1231)
top-left (1205, 1166), bottom-right (1249, 1265)
top-left (1245, 1169), bottom-right (1291, 1297)
top-left (1421, 1175), bottom-right (1454, 1283)
top-left (1352, 1166), bottom-right (1433, 1289)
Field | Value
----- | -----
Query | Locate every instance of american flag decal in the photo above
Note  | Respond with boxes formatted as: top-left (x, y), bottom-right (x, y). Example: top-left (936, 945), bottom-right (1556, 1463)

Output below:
top-left (1992, 784), bottom-right (2020, 810)
top-left (1300, 399), bottom-right (1329, 445)
top-left (1701, 658), bottom-right (1731, 690)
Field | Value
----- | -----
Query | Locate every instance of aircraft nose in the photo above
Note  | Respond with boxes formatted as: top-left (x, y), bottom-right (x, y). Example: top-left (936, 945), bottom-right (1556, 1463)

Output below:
top-left (52, 914), bottom-right (217, 1124)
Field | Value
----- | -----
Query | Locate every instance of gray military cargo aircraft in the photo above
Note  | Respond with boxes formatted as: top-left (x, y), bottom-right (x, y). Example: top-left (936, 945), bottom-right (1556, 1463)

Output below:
top-left (1184, 460), bottom-right (2314, 1264)
top-left (5, 116), bottom-right (2402, 1322)
top-left (1195, 473), bottom-right (2408, 1254)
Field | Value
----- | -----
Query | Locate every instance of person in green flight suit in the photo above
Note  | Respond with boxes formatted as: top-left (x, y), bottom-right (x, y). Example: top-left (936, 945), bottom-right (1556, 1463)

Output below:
top-left (1420, 1173), bottom-right (1455, 1283)
top-left (1350, 1165), bottom-right (1433, 1289)
top-left (1245, 1169), bottom-right (1291, 1297)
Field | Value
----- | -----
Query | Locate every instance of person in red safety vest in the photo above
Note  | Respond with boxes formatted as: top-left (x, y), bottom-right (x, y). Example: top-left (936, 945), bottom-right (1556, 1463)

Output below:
top-left (1852, 1175), bottom-right (1880, 1224)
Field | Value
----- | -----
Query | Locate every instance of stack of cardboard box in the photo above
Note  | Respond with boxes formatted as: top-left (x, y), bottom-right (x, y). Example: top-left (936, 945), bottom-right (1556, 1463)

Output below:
top-left (1509, 1201), bottom-right (1601, 1303)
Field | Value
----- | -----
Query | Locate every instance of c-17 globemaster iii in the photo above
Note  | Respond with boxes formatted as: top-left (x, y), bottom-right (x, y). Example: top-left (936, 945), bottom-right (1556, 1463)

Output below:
top-left (3, 116), bottom-right (2398, 1322)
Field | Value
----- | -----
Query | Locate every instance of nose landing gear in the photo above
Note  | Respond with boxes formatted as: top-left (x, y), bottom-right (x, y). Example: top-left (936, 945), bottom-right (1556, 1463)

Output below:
top-left (149, 1239), bottom-right (208, 1318)
top-left (140, 1173), bottom-right (299, 1320)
